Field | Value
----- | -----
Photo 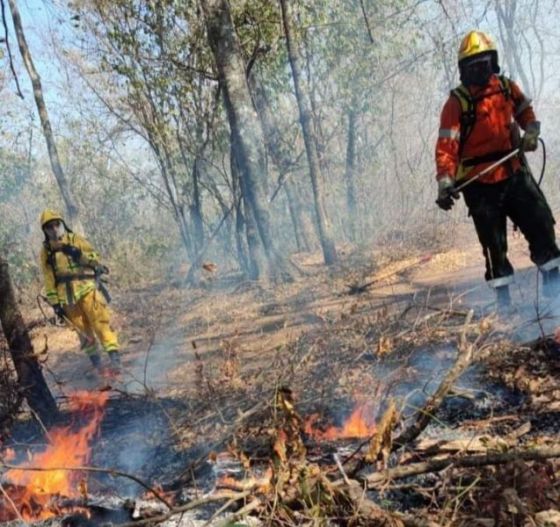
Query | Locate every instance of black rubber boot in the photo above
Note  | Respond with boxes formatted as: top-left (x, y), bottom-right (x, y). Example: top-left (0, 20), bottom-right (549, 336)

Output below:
top-left (108, 351), bottom-right (121, 373)
top-left (89, 353), bottom-right (102, 370)
top-left (542, 267), bottom-right (560, 299)
top-left (496, 285), bottom-right (512, 313)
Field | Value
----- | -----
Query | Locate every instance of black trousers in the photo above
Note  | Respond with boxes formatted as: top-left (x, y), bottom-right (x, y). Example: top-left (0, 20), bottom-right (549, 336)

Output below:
top-left (462, 168), bottom-right (560, 282)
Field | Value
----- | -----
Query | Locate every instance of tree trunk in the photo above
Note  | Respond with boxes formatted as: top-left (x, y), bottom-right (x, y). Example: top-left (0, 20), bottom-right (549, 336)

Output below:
top-left (7, 0), bottom-right (82, 230)
top-left (0, 258), bottom-right (59, 427)
top-left (279, 0), bottom-right (337, 265)
top-left (191, 157), bottom-right (205, 255)
top-left (284, 180), bottom-right (311, 252)
top-left (231, 140), bottom-right (260, 279)
top-left (147, 132), bottom-right (195, 261)
top-left (201, 0), bottom-right (295, 282)
top-left (345, 109), bottom-right (358, 242)
top-left (234, 196), bottom-right (250, 278)
top-left (494, 1), bottom-right (531, 93)
top-left (250, 75), bottom-right (312, 253)
top-left (176, 122), bottom-right (205, 257)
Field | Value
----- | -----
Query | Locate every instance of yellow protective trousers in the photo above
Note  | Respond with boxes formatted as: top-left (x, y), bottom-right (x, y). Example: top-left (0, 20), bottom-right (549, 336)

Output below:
top-left (62, 289), bottom-right (119, 355)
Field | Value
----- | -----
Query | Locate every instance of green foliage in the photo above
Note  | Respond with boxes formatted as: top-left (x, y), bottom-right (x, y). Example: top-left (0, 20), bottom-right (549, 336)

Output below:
top-left (0, 150), bottom-right (29, 203)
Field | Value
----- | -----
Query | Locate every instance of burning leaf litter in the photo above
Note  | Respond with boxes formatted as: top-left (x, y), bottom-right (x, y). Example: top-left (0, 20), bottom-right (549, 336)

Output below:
top-left (2, 251), bottom-right (560, 525)
top-left (0, 391), bottom-right (107, 522)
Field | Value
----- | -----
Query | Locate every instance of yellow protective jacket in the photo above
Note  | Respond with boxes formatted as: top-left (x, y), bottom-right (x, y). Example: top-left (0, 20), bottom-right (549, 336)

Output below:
top-left (40, 233), bottom-right (100, 306)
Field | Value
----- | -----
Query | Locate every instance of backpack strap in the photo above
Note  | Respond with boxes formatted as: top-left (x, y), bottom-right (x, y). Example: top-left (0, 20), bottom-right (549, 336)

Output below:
top-left (451, 76), bottom-right (513, 160)
top-left (44, 241), bottom-right (59, 286)
top-left (497, 75), bottom-right (511, 101)
top-left (44, 233), bottom-right (77, 285)
top-left (450, 85), bottom-right (476, 159)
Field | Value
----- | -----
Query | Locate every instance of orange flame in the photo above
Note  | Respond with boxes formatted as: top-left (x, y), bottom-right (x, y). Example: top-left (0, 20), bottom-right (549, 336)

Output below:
top-left (215, 467), bottom-right (273, 493)
top-left (2, 390), bottom-right (108, 521)
top-left (304, 403), bottom-right (376, 441)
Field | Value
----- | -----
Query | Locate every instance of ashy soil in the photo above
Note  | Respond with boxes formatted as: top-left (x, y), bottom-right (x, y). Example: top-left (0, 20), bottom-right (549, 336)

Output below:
top-left (9, 221), bottom-right (560, 525)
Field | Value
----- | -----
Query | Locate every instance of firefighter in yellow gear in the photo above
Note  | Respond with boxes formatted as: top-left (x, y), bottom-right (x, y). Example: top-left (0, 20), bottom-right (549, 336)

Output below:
top-left (39, 209), bottom-right (120, 372)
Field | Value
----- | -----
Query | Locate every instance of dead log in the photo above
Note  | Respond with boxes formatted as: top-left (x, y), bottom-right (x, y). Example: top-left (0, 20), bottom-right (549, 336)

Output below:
top-left (365, 444), bottom-right (560, 488)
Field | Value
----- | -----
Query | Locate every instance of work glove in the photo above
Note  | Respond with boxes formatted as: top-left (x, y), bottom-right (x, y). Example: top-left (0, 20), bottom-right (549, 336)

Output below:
top-left (52, 303), bottom-right (65, 321)
top-left (436, 176), bottom-right (459, 211)
top-left (93, 263), bottom-right (109, 275)
top-left (60, 244), bottom-right (82, 261)
top-left (521, 121), bottom-right (540, 152)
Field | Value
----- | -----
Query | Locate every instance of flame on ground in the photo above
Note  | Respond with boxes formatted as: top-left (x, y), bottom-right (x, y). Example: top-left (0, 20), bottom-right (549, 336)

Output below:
top-left (304, 403), bottom-right (376, 441)
top-left (215, 467), bottom-right (273, 493)
top-left (1, 390), bottom-right (108, 521)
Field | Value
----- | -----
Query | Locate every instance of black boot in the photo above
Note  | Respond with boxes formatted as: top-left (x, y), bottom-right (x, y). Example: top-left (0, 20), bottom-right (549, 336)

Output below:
top-left (108, 351), bottom-right (121, 373)
top-left (88, 353), bottom-right (102, 374)
top-left (542, 267), bottom-right (560, 299)
top-left (496, 285), bottom-right (511, 312)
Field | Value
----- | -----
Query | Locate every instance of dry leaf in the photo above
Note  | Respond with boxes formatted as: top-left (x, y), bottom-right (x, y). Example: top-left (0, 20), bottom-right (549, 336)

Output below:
top-left (535, 509), bottom-right (560, 527)
top-left (202, 261), bottom-right (217, 273)
top-left (377, 335), bottom-right (393, 356)
top-left (273, 429), bottom-right (287, 464)
top-left (366, 399), bottom-right (398, 467)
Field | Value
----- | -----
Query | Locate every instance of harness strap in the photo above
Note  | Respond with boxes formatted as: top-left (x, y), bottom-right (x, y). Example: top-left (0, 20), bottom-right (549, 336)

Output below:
top-left (56, 274), bottom-right (96, 283)
top-left (451, 75), bottom-right (512, 160)
top-left (462, 149), bottom-right (515, 167)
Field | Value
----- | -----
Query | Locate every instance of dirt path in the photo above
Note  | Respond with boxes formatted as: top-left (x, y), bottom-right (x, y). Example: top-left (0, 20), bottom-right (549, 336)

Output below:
top-left (25, 225), bottom-right (557, 412)
top-left (30, 221), bottom-right (560, 401)
top-left (14, 222), bottom-right (560, 526)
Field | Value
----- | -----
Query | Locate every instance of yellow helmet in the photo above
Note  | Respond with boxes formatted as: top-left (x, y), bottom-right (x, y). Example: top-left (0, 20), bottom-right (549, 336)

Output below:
top-left (458, 30), bottom-right (496, 62)
top-left (40, 208), bottom-right (65, 229)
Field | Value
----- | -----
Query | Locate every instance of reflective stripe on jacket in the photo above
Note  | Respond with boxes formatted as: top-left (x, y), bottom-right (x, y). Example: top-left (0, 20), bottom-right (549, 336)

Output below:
top-left (40, 233), bottom-right (100, 306)
top-left (435, 74), bottom-right (536, 184)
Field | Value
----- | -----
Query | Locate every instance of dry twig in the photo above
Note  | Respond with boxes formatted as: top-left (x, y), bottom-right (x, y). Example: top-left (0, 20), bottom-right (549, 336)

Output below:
top-left (363, 444), bottom-right (560, 487)
top-left (392, 310), bottom-right (475, 450)
top-left (0, 462), bottom-right (173, 509)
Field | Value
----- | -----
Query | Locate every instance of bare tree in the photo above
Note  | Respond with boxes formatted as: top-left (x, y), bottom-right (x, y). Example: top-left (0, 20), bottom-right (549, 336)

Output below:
top-left (7, 0), bottom-right (82, 230)
top-left (201, 0), bottom-right (295, 281)
top-left (494, 0), bottom-right (531, 91)
top-left (279, 0), bottom-right (337, 265)
top-left (345, 108), bottom-right (358, 242)
top-left (250, 75), bottom-right (312, 252)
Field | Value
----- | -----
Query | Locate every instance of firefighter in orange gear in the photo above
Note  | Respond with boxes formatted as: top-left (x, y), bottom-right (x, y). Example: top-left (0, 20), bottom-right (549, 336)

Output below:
top-left (39, 209), bottom-right (121, 372)
top-left (435, 30), bottom-right (560, 308)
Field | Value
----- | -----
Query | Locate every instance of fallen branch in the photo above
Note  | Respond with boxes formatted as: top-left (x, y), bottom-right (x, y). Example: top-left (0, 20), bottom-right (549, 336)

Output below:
top-left (392, 310), bottom-right (475, 450)
top-left (398, 515), bottom-right (442, 527)
top-left (214, 498), bottom-right (261, 527)
top-left (171, 400), bottom-right (268, 490)
top-left (0, 462), bottom-right (173, 509)
top-left (0, 481), bottom-right (24, 523)
top-left (117, 491), bottom-right (251, 527)
top-left (364, 444), bottom-right (560, 488)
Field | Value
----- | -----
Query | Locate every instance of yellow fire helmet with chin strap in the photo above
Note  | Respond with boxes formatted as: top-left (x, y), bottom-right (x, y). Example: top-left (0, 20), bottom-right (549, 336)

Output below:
top-left (458, 30), bottom-right (497, 62)
top-left (40, 208), bottom-right (65, 229)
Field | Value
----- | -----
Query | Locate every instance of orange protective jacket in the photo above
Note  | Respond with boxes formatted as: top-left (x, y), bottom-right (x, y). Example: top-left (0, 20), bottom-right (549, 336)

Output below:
top-left (436, 75), bottom-right (536, 184)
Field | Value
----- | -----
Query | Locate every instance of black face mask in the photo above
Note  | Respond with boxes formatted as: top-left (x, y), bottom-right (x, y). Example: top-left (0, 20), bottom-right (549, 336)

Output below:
top-left (460, 57), bottom-right (493, 86)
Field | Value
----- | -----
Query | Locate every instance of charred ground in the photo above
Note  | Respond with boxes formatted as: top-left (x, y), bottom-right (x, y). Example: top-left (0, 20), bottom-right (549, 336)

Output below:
top-left (2, 225), bottom-right (560, 526)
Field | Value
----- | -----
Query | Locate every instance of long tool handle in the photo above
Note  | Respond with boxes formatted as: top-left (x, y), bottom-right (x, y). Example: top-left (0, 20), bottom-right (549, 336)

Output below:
top-left (454, 148), bottom-right (520, 192)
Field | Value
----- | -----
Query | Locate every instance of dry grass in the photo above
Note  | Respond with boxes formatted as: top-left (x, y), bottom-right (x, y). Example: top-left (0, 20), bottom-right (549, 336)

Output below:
top-left (7, 225), bottom-right (560, 525)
